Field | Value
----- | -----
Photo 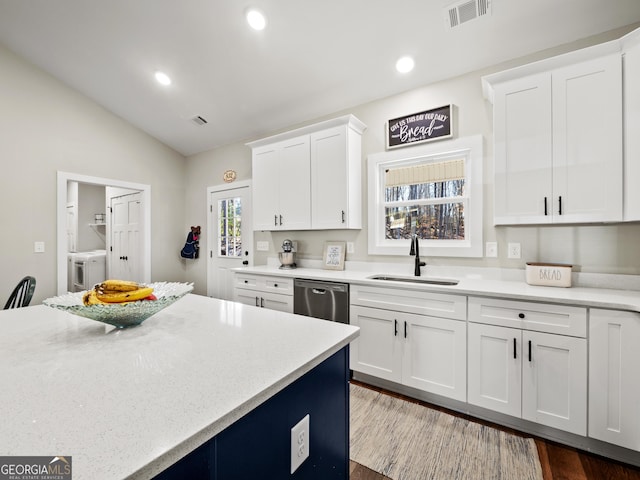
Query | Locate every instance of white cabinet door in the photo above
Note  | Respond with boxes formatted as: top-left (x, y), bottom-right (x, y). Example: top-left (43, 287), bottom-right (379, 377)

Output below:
top-left (624, 37), bottom-right (640, 221)
top-left (403, 315), bottom-right (466, 401)
top-left (551, 54), bottom-right (623, 223)
top-left (252, 145), bottom-right (280, 230)
top-left (349, 305), bottom-right (402, 383)
top-left (251, 135), bottom-right (310, 230)
top-left (468, 323), bottom-right (521, 417)
top-left (310, 125), bottom-right (362, 229)
top-left (522, 331), bottom-right (587, 436)
top-left (278, 136), bottom-right (311, 230)
top-left (589, 309), bottom-right (640, 451)
top-left (493, 73), bottom-right (553, 225)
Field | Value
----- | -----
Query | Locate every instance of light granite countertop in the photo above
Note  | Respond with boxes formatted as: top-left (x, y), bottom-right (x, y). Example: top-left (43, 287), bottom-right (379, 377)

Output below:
top-left (0, 294), bottom-right (359, 479)
top-left (235, 261), bottom-right (640, 313)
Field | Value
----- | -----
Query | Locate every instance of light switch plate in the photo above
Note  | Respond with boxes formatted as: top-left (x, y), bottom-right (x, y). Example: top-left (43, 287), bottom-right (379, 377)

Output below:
top-left (508, 242), bottom-right (521, 259)
top-left (256, 241), bottom-right (269, 251)
top-left (347, 242), bottom-right (354, 254)
top-left (34, 241), bottom-right (45, 253)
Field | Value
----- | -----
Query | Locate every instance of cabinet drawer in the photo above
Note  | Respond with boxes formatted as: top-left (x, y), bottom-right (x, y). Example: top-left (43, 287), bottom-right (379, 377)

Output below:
top-left (468, 297), bottom-right (586, 337)
top-left (234, 273), bottom-right (293, 295)
top-left (351, 285), bottom-right (466, 321)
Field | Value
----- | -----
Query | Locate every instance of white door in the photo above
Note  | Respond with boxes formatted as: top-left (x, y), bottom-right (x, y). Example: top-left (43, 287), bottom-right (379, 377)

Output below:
top-left (207, 182), bottom-right (253, 300)
top-left (110, 192), bottom-right (143, 282)
top-left (402, 315), bottom-right (467, 401)
top-left (522, 331), bottom-right (587, 436)
top-left (349, 305), bottom-right (403, 383)
top-left (468, 323), bottom-right (522, 417)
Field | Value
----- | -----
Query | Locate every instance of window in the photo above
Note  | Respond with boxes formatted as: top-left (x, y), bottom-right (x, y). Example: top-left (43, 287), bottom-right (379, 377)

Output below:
top-left (368, 135), bottom-right (483, 257)
top-left (218, 197), bottom-right (242, 257)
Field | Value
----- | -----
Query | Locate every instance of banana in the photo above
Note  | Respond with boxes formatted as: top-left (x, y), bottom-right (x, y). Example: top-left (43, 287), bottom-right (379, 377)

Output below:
top-left (96, 287), bottom-right (154, 304)
top-left (96, 279), bottom-right (141, 293)
top-left (83, 290), bottom-right (107, 306)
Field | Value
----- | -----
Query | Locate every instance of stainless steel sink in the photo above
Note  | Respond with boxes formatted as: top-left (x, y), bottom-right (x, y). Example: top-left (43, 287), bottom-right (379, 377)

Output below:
top-left (368, 275), bottom-right (459, 286)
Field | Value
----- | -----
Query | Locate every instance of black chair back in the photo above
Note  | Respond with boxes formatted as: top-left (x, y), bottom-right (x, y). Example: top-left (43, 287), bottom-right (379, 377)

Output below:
top-left (4, 276), bottom-right (36, 309)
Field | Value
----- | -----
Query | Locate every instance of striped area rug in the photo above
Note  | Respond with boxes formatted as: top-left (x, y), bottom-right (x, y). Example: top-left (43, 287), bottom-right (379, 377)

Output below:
top-left (350, 384), bottom-right (544, 480)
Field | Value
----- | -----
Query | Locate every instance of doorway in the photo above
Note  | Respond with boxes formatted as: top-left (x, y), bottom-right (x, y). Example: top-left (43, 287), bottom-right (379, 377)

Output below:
top-left (56, 171), bottom-right (151, 295)
top-left (207, 181), bottom-right (253, 300)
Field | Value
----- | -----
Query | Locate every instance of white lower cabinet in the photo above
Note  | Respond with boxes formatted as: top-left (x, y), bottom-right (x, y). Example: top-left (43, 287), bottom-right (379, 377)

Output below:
top-left (589, 309), bottom-right (640, 451)
top-left (350, 285), bottom-right (467, 402)
top-left (468, 298), bottom-right (587, 436)
top-left (233, 273), bottom-right (293, 313)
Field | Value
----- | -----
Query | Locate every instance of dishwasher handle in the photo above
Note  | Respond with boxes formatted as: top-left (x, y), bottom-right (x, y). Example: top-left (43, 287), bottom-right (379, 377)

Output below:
top-left (294, 279), bottom-right (348, 293)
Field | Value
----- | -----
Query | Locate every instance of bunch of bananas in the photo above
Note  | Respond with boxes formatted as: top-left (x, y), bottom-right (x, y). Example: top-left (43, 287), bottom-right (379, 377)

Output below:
top-left (82, 280), bottom-right (155, 306)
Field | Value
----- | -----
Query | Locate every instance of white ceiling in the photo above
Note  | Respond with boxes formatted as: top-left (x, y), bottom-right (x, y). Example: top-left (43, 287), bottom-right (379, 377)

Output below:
top-left (1, 1), bottom-right (640, 156)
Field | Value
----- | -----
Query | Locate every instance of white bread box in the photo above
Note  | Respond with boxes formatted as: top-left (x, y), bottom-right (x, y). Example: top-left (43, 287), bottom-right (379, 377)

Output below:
top-left (525, 262), bottom-right (572, 287)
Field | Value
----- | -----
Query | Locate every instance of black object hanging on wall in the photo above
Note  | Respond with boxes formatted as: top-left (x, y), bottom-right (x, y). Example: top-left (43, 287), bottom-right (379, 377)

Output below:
top-left (181, 226), bottom-right (201, 259)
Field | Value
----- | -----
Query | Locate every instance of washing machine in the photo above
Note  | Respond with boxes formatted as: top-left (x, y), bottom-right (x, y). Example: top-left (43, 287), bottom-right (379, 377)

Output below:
top-left (72, 250), bottom-right (106, 292)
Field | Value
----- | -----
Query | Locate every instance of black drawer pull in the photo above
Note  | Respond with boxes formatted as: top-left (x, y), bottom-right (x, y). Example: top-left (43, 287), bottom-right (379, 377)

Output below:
top-left (518, 313), bottom-right (525, 319)
top-left (394, 320), bottom-right (398, 336)
top-left (513, 338), bottom-right (517, 359)
top-left (404, 321), bottom-right (407, 338)
top-left (544, 197), bottom-right (548, 216)
top-left (558, 196), bottom-right (562, 215)
top-left (528, 340), bottom-right (532, 362)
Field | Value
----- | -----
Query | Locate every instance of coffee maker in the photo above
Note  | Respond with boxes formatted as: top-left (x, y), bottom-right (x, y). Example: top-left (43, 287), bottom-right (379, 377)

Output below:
top-left (278, 239), bottom-right (296, 269)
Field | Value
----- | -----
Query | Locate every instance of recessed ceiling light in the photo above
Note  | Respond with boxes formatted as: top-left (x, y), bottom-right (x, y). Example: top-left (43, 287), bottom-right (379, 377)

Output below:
top-left (246, 8), bottom-right (267, 30)
top-left (154, 71), bottom-right (171, 86)
top-left (395, 56), bottom-right (415, 74)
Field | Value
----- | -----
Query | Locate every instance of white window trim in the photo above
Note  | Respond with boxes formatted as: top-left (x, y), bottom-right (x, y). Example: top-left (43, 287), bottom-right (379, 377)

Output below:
top-left (367, 134), bottom-right (483, 257)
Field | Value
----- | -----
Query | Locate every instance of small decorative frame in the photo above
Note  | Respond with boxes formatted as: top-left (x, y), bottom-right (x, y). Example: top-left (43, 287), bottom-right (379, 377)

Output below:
top-left (322, 241), bottom-right (346, 271)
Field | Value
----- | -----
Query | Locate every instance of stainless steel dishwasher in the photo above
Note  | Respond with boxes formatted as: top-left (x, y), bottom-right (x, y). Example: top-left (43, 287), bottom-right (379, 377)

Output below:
top-left (293, 279), bottom-right (349, 324)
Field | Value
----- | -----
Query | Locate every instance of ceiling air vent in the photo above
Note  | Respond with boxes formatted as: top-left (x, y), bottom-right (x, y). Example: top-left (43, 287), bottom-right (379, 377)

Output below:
top-left (191, 115), bottom-right (208, 126)
top-left (445, 0), bottom-right (491, 28)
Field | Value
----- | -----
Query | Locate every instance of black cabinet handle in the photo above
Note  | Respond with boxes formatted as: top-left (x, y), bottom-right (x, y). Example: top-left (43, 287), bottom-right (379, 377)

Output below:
top-left (513, 338), bottom-right (517, 359)
top-left (528, 340), bottom-right (532, 362)
top-left (394, 319), bottom-right (398, 336)
top-left (518, 313), bottom-right (525, 319)
top-left (279, 215), bottom-right (283, 226)
top-left (255, 296), bottom-right (259, 307)
top-left (274, 283), bottom-right (278, 287)
top-left (558, 196), bottom-right (562, 215)
top-left (341, 210), bottom-right (345, 223)
top-left (244, 280), bottom-right (249, 284)
top-left (242, 260), bottom-right (248, 265)
top-left (274, 215), bottom-right (278, 226)
top-left (404, 321), bottom-right (407, 338)
top-left (544, 197), bottom-right (548, 216)
top-left (260, 297), bottom-right (264, 308)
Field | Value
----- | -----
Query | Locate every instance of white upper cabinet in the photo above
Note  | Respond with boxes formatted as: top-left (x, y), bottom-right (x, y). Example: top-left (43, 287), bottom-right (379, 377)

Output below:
top-left (622, 29), bottom-right (640, 221)
top-left (247, 115), bottom-right (366, 231)
top-left (485, 42), bottom-right (623, 225)
top-left (311, 119), bottom-right (365, 229)
top-left (251, 135), bottom-right (311, 231)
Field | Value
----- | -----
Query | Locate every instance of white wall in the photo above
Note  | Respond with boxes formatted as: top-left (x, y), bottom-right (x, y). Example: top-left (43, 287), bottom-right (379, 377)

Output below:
top-left (0, 43), bottom-right (188, 305)
top-left (184, 24), bottom-right (640, 292)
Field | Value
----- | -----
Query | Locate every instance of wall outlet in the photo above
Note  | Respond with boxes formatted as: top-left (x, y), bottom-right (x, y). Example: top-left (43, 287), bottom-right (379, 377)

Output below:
top-left (256, 241), bottom-right (269, 251)
top-left (347, 242), bottom-right (354, 254)
top-left (290, 414), bottom-right (310, 473)
top-left (34, 241), bottom-right (45, 253)
top-left (508, 242), bottom-right (521, 259)
top-left (485, 242), bottom-right (498, 258)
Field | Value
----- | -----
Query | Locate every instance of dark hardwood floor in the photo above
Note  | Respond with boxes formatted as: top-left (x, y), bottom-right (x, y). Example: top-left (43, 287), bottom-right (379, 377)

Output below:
top-left (350, 381), bottom-right (640, 480)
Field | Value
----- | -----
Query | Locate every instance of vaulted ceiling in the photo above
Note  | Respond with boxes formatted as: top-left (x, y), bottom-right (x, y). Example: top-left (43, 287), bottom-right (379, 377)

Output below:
top-left (1, 0), bottom-right (639, 156)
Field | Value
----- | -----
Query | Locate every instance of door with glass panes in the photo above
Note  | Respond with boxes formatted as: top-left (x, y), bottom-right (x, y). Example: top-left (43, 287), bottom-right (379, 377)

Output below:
top-left (207, 182), bottom-right (253, 300)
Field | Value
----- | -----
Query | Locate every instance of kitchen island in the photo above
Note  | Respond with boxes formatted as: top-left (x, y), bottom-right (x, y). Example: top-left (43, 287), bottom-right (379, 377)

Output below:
top-left (0, 294), bottom-right (359, 479)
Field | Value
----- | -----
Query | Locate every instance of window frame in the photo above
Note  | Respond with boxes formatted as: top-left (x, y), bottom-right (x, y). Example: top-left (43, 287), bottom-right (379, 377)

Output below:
top-left (367, 134), bottom-right (483, 257)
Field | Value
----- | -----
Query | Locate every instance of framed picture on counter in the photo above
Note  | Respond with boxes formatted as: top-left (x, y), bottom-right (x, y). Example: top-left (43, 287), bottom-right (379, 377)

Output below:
top-left (323, 241), bottom-right (346, 271)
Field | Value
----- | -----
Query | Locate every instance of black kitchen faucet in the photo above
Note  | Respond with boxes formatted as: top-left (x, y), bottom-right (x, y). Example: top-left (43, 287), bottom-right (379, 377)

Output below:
top-left (410, 234), bottom-right (426, 276)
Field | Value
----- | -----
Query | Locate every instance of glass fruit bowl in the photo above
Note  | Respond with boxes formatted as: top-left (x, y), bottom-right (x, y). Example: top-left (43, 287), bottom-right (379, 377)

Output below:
top-left (43, 282), bottom-right (193, 328)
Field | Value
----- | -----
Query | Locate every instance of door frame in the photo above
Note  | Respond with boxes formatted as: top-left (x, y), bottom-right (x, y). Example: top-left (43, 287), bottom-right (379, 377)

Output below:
top-left (206, 180), bottom-right (253, 298)
top-left (56, 171), bottom-right (151, 295)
